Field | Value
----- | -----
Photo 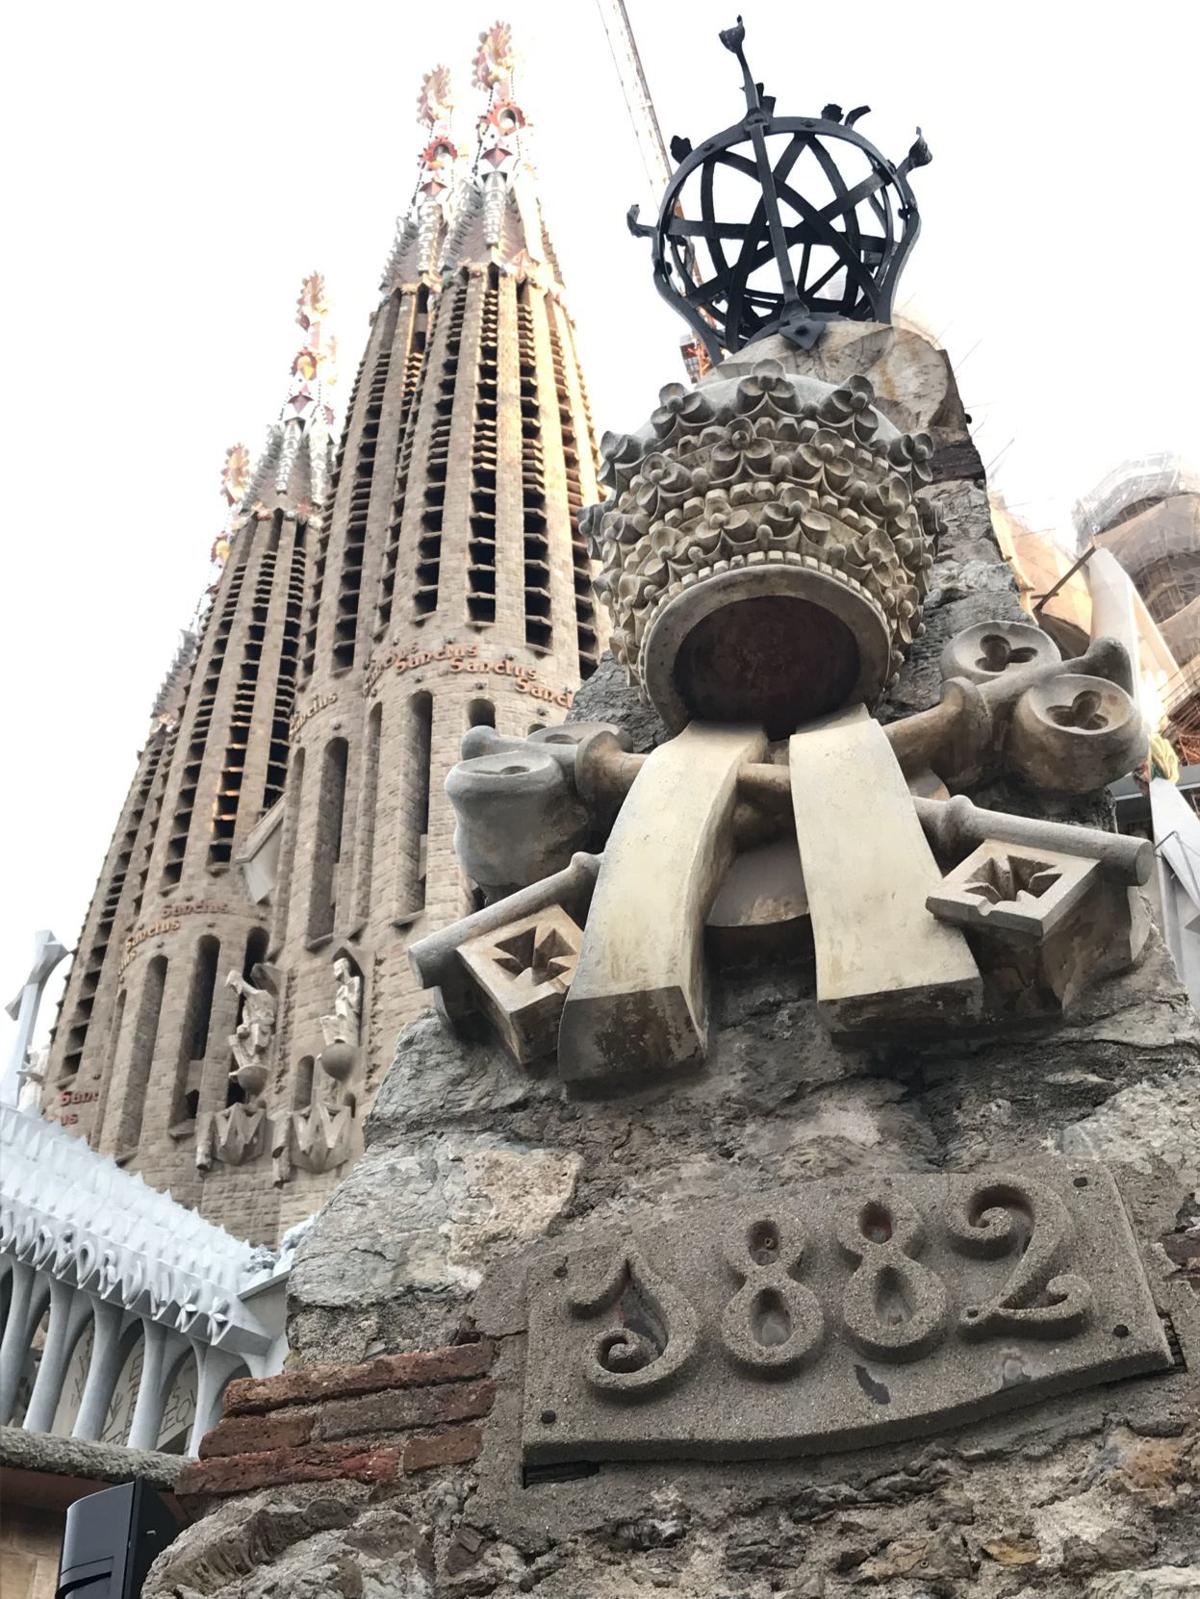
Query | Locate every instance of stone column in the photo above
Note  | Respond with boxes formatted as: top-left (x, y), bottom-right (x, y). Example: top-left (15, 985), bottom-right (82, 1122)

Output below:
top-left (71, 1298), bottom-right (127, 1441)
top-left (0, 1261), bottom-right (40, 1423)
top-left (126, 1319), bottom-right (186, 1451)
top-left (187, 1345), bottom-right (245, 1457)
top-left (22, 1277), bottom-right (90, 1434)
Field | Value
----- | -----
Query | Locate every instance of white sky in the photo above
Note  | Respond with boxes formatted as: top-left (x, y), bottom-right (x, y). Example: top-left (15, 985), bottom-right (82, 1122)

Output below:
top-left (3, 0), bottom-right (1197, 1059)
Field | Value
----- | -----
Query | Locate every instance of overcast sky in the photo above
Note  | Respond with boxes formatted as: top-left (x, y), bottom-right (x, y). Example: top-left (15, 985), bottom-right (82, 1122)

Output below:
top-left (3, 0), bottom-right (1197, 1059)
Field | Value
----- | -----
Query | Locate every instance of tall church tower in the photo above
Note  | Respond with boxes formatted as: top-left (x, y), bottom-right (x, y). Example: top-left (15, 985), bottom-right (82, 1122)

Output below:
top-left (40, 34), bottom-right (602, 1244)
top-left (42, 279), bottom-right (336, 1238)
top-left (272, 30), bottom-right (603, 1170)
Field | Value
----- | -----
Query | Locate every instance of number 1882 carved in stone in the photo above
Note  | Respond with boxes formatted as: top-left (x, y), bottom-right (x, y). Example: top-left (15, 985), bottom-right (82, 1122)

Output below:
top-left (522, 1163), bottom-right (1170, 1466)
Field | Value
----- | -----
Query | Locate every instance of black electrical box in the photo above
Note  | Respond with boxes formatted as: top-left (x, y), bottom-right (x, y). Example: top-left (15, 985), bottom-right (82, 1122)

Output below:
top-left (56, 1479), bottom-right (180, 1598)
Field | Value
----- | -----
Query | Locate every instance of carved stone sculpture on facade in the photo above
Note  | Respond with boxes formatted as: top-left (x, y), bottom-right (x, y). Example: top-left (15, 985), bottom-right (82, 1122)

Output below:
top-left (318, 957), bottom-right (362, 1066)
top-left (272, 958), bottom-right (361, 1186)
top-left (195, 970), bottom-right (277, 1172)
top-left (412, 358), bottom-right (1149, 1086)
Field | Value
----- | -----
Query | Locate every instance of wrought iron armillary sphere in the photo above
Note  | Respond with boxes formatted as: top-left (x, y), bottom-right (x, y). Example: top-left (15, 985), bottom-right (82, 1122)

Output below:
top-left (630, 18), bottom-right (932, 364)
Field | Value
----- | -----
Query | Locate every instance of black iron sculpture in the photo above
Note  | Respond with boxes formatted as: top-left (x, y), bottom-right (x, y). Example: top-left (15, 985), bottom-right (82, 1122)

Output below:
top-left (630, 18), bottom-right (932, 362)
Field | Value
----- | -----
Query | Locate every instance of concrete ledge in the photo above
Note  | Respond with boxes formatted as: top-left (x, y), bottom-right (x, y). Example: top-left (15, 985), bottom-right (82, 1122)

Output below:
top-left (1, 1425), bottom-right (184, 1519)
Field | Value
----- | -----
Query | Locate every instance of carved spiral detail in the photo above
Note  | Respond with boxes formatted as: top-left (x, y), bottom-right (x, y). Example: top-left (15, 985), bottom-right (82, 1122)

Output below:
top-left (948, 1180), bottom-right (1092, 1339)
top-left (566, 1246), bottom-right (699, 1397)
top-left (595, 1327), bottom-right (659, 1374)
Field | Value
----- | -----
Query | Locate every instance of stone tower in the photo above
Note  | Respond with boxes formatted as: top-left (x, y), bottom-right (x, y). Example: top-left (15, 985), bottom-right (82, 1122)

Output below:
top-left (40, 37), bottom-right (602, 1244)
top-left (41, 277), bottom-right (334, 1239)
top-left (264, 34), bottom-right (602, 1236)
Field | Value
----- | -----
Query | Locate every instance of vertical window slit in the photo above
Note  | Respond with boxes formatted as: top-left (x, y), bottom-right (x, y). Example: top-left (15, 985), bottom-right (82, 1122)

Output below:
top-left (307, 738), bottom-right (348, 942)
top-left (396, 693), bottom-right (431, 919)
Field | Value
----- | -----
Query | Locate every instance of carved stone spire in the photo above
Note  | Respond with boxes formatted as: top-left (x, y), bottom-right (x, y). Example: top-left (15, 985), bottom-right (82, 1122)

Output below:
top-left (382, 66), bottom-right (460, 293)
top-left (440, 23), bottom-right (562, 288)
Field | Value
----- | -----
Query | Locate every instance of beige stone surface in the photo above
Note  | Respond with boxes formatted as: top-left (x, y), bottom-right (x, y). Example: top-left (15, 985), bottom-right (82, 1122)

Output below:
top-left (789, 705), bottom-right (981, 1031)
top-left (714, 320), bottom-right (970, 444)
top-left (1, 1507), bottom-right (63, 1599)
top-left (41, 170), bottom-right (603, 1245)
top-left (559, 721), bottom-right (766, 1084)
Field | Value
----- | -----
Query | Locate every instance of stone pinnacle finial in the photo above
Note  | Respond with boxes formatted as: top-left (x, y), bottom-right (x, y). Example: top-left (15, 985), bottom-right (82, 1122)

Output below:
top-left (210, 442), bottom-right (252, 568)
top-left (415, 64), bottom-right (459, 204)
top-left (217, 275), bottom-right (337, 541)
top-left (381, 66), bottom-right (460, 290)
top-left (287, 271), bottom-right (335, 429)
top-left (472, 20), bottom-right (528, 176)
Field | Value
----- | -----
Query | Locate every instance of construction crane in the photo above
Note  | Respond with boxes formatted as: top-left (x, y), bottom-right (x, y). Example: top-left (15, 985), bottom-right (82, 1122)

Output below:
top-left (594, 0), bottom-right (674, 203)
top-left (594, 0), bottom-right (713, 379)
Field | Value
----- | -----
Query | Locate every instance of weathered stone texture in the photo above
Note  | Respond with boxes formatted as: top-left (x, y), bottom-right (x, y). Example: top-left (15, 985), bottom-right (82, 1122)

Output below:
top-left (143, 1483), bottom-right (435, 1598)
top-left (154, 424), bottom-right (1200, 1596)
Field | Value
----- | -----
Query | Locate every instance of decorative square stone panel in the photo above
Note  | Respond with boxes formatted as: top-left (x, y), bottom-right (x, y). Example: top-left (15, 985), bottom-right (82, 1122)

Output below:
top-left (522, 1163), bottom-right (1170, 1466)
top-left (926, 841), bottom-right (1100, 940)
top-left (458, 904), bottom-right (582, 1064)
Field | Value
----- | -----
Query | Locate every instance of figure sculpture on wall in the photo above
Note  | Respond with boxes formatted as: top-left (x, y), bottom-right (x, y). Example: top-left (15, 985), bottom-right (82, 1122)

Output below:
top-left (273, 957), bottom-right (361, 1186)
top-left (319, 958), bottom-right (362, 1053)
top-left (225, 969), bottom-right (277, 1098)
top-left (196, 968), bottom-right (278, 1171)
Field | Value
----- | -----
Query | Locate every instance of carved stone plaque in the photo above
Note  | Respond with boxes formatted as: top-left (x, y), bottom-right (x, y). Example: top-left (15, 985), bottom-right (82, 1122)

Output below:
top-left (522, 1164), bottom-right (1170, 1465)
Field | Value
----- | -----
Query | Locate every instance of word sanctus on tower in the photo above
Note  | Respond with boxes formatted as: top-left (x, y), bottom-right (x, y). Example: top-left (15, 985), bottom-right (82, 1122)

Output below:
top-left (40, 28), bottom-right (602, 1244)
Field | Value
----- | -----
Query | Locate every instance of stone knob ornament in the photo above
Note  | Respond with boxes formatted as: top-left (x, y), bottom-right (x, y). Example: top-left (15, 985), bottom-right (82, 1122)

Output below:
top-left (939, 620), bottom-right (1061, 686)
top-left (447, 748), bottom-right (590, 898)
top-left (1007, 675), bottom-right (1144, 793)
top-left (318, 1041), bottom-right (356, 1082)
top-left (230, 1062), bottom-right (268, 1100)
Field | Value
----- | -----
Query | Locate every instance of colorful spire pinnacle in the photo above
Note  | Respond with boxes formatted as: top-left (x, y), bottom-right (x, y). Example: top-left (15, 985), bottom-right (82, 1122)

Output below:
top-left (382, 66), bottom-right (460, 291)
top-left (210, 274), bottom-right (337, 575)
top-left (472, 21), bottom-right (527, 174)
top-left (287, 272), bottom-right (336, 428)
top-left (211, 442), bottom-right (252, 567)
top-left (415, 65), bottom-right (458, 203)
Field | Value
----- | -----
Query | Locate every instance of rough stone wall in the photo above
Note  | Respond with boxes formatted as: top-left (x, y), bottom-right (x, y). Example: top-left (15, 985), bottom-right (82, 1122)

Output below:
top-left (144, 338), bottom-right (1200, 1595)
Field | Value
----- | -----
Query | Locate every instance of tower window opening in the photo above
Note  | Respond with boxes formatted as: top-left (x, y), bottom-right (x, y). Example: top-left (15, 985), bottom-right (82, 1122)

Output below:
top-left (294, 1056), bottom-right (315, 1110)
top-left (264, 526), bottom-right (307, 814)
top-left (396, 692), bottom-right (432, 919)
top-left (410, 277), bottom-right (468, 625)
top-left (112, 955), bottom-right (167, 1158)
top-left (172, 934), bottom-right (219, 1126)
top-left (164, 554), bottom-right (247, 886)
top-left (209, 544), bottom-right (275, 866)
top-left (517, 284), bottom-right (553, 653)
top-left (307, 738), bottom-right (348, 942)
top-left (58, 730), bottom-right (165, 1077)
top-left (354, 702), bottom-right (383, 923)
top-left (548, 303), bottom-right (600, 679)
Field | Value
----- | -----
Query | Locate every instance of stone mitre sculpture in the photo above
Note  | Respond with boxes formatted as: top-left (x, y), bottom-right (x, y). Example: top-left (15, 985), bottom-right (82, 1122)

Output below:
top-left (588, 358), bottom-right (936, 736)
top-left (412, 355), bottom-right (1149, 1091)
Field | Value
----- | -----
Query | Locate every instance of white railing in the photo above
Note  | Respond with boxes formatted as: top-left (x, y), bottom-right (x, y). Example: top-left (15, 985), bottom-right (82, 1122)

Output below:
top-left (0, 1104), bottom-right (287, 1455)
